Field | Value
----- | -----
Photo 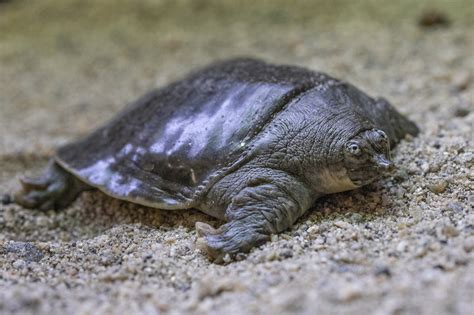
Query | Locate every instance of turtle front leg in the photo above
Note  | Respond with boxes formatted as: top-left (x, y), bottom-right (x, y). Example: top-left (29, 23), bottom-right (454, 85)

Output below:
top-left (196, 181), bottom-right (313, 263)
top-left (14, 160), bottom-right (92, 211)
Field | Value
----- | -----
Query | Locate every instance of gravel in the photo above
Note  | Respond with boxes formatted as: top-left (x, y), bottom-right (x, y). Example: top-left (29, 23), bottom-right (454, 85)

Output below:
top-left (0, 0), bottom-right (473, 314)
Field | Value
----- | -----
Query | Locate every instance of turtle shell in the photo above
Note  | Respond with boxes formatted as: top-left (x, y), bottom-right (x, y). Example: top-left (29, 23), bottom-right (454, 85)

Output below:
top-left (56, 58), bottom-right (331, 209)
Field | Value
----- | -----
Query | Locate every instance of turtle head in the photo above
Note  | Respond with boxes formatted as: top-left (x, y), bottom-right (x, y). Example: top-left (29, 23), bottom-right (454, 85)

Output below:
top-left (343, 128), bottom-right (395, 187)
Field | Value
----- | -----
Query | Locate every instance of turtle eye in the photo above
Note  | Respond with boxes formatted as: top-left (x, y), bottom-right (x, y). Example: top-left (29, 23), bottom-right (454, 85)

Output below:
top-left (347, 142), bottom-right (361, 156)
top-left (376, 131), bottom-right (390, 148)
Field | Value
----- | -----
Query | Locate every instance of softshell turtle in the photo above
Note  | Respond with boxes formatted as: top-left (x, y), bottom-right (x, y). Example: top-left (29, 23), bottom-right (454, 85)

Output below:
top-left (13, 58), bottom-right (419, 262)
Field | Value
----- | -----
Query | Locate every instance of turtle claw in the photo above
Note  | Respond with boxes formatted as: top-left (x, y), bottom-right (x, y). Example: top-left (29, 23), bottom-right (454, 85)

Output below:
top-left (195, 221), bottom-right (218, 237)
top-left (15, 176), bottom-right (67, 211)
top-left (195, 221), bottom-right (269, 264)
top-left (195, 236), bottom-right (229, 264)
top-left (195, 221), bottom-right (229, 263)
top-left (13, 161), bottom-right (89, 211)
top-left (20, 176), bottom-right (50, 191)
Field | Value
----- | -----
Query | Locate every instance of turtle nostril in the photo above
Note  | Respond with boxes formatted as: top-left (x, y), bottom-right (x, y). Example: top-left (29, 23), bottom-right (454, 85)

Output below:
top-left (376, 155), bottom-right (395, 173)
top-left (386, 161), bottom-right (396, 173)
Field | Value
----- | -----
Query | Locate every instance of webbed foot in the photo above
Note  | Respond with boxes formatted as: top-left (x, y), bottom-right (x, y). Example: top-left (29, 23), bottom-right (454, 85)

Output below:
top-left (196, 178), bottom-right (314, 263)
top-left (14, 161), bottom-right (90, 210)
top-left (196, 221), bottom-right (269, 263)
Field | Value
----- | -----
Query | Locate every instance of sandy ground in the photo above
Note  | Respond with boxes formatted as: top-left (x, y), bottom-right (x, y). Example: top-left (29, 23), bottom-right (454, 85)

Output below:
top-left (0, 0), bottom-right (473, 314)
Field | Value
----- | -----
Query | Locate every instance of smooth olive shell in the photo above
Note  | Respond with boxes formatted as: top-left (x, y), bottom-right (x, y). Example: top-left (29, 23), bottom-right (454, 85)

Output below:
top-left (56, 59), bottom-right (332, 208)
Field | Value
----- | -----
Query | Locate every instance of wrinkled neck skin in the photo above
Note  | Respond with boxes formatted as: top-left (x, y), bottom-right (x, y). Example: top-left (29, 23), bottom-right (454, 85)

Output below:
top-left (254, 86), bottom-right (373, 195)
top-left (296, 123), bottom-right (358, 194)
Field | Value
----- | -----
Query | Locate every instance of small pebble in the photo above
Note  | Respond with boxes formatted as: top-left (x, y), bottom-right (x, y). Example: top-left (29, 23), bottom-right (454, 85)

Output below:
top-left (337, 284), bottom-right (363, 302)
top-left (222, 254), bottom-right (232, 264)
top-left (396, 241), bottom-right (409, 252)
top-left (415, 245), bottom-right (429, 258)
top-left (12, 259), bottom-right (26, 269)
top-left (427, 180), bottom-right (448, 194)
top-left (1, 194), bottom-right (12, 205)
top-left (452, 71), bottom-right (471, 92)
top-left (454, 107), bottom-right (470, 118)
top-left (307, 225), bottom-right (319, 235)
top-left (421, 162), bottom-right (430, 173)
top-left (418, 9), bottom-right (450, 28)
top-left (279, 249), bottom-right (293, 259)
top-left (447, 202), bottom-right (463, 213)
top-left (462, 236), bottom-right (474, 252)
top-left (441, 224), bottom-right (459, 238)
top-left (350, 213), bottom-right (364, 223)
top-left (333, 221), bottom-right (351, 229)
top-left (374, 265), bottom-right (392, 277)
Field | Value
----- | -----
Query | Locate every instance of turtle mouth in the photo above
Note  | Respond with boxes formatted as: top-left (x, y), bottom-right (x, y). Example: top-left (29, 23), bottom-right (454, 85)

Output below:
top-left (351, 179), bottom-right (364, 187)
top-left (348, 168), bottom-right (383, 187)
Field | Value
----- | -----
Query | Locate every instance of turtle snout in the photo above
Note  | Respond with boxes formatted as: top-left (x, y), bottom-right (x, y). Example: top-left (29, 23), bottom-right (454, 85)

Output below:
top-left (374, 154), bottom-right (395, 173)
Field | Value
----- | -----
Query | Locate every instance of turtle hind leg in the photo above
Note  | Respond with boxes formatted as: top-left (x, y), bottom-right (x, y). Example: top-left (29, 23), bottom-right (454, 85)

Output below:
top-left (14, 160), bottom-right (92, 211)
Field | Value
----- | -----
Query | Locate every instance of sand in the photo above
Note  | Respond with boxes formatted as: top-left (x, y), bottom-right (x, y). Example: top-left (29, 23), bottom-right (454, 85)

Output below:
top-left (0, 0), bottom-right (473, 314)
